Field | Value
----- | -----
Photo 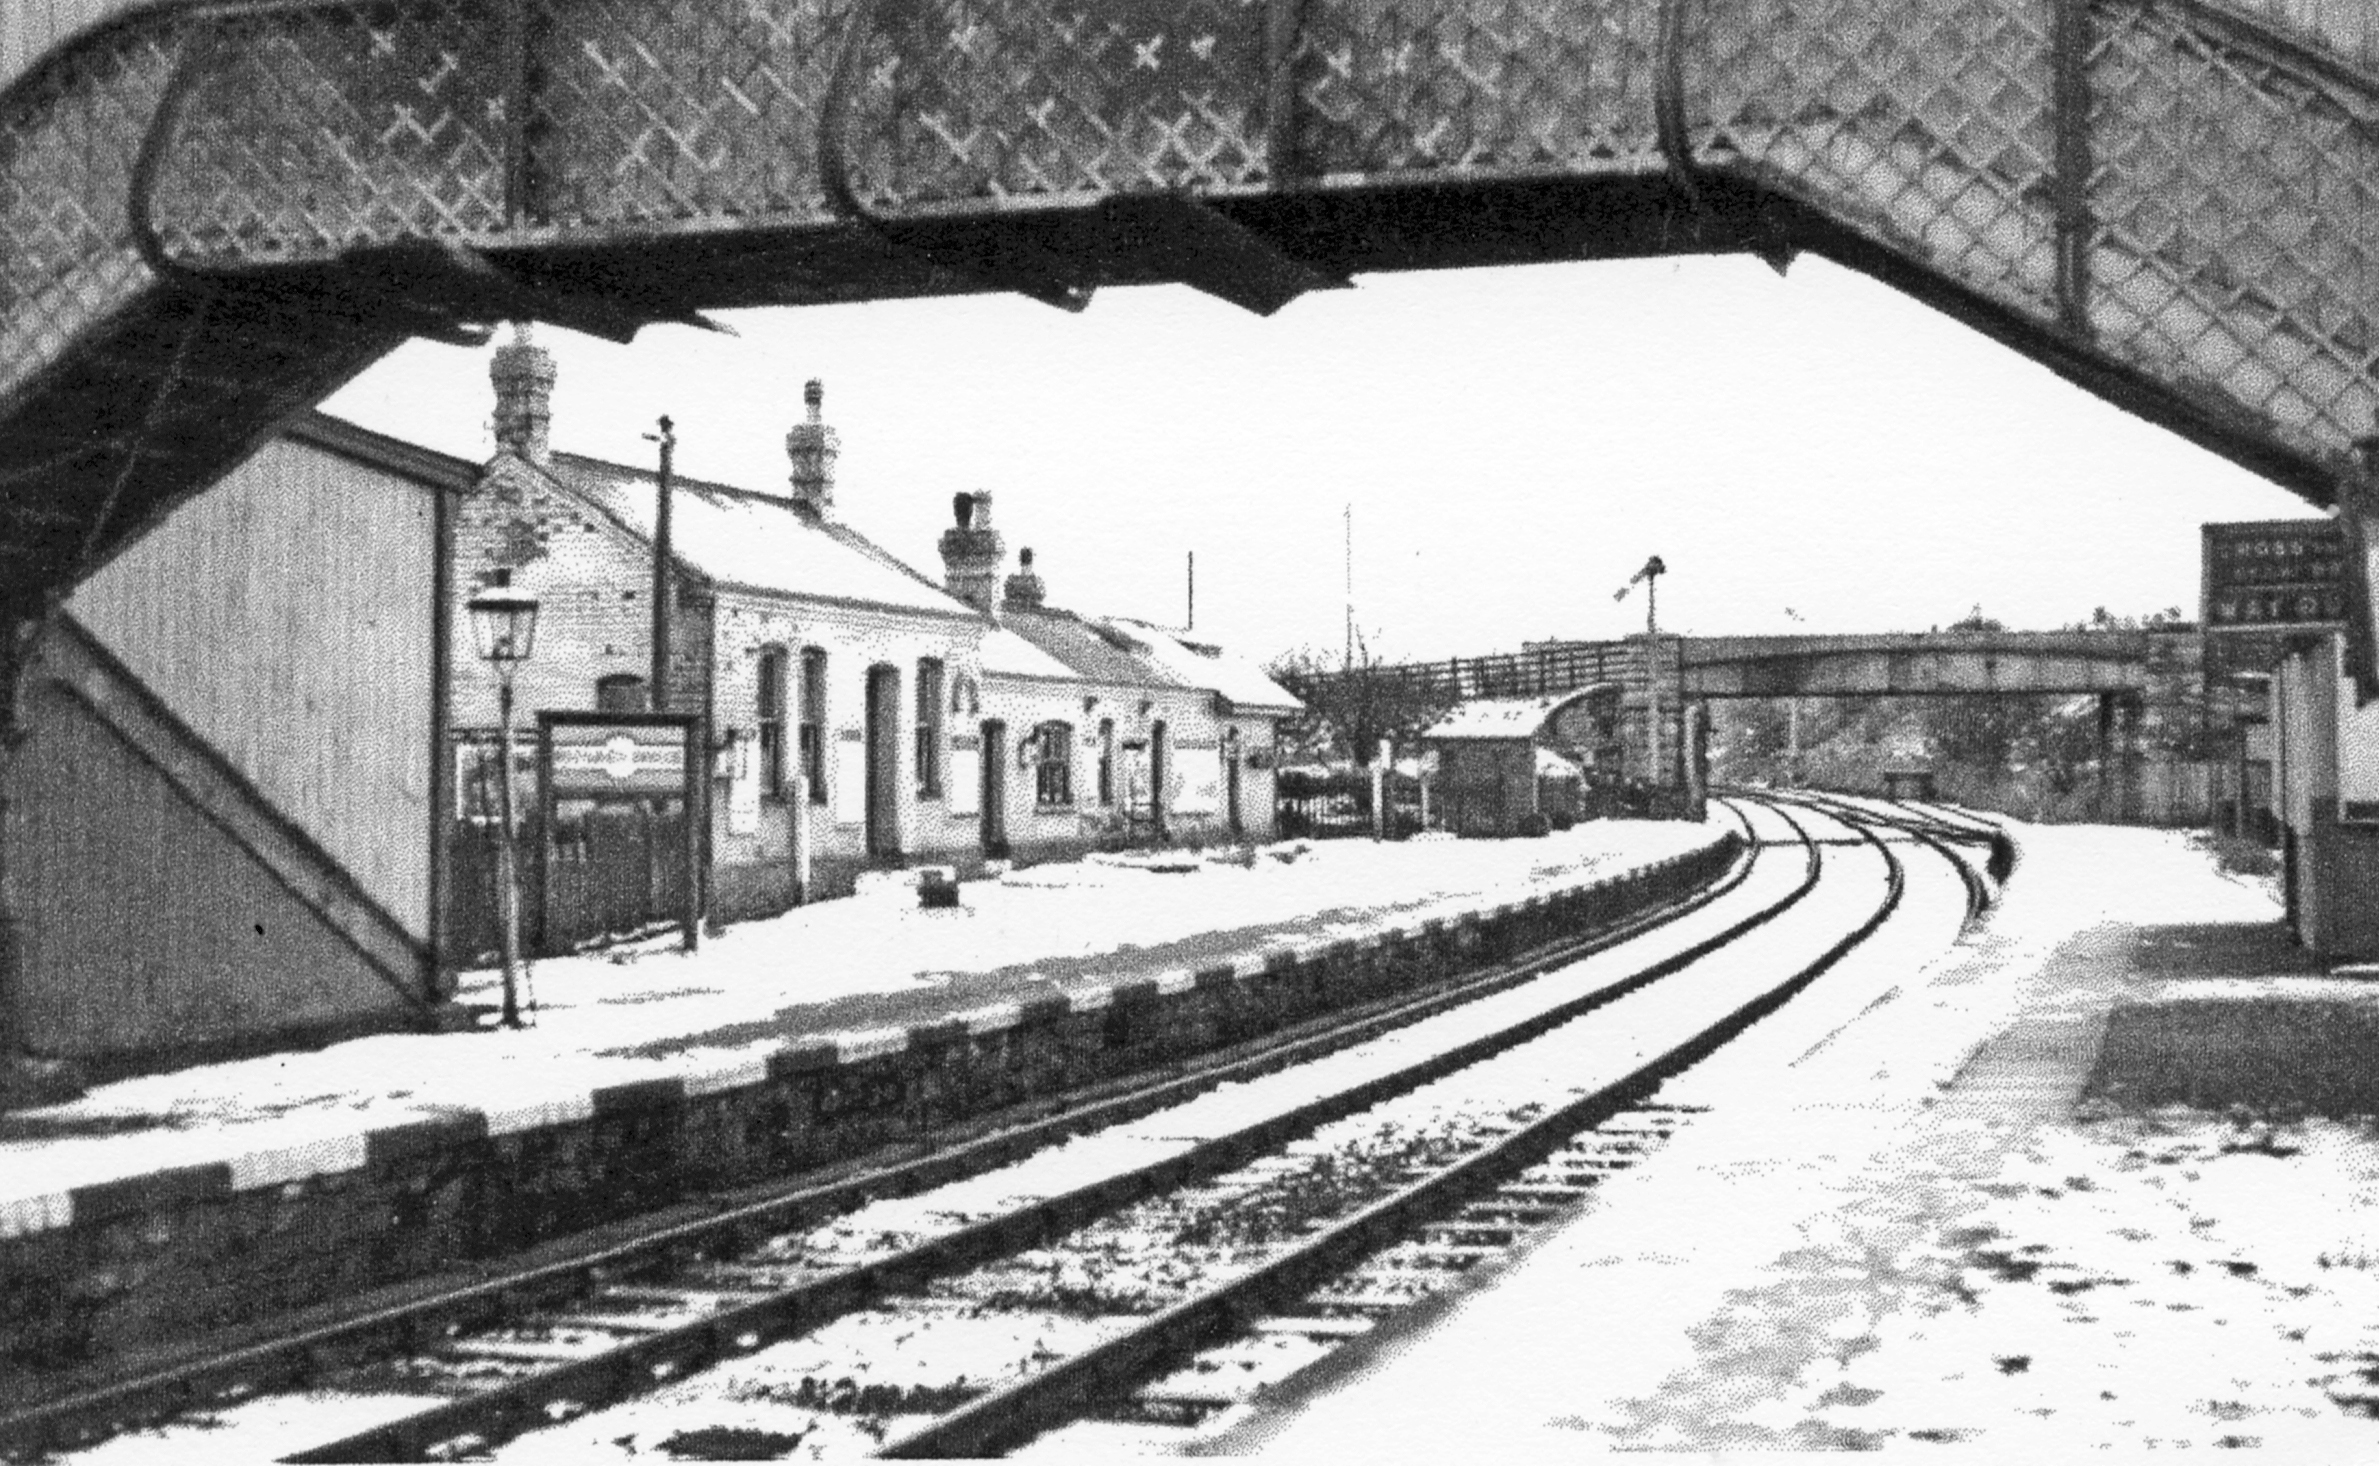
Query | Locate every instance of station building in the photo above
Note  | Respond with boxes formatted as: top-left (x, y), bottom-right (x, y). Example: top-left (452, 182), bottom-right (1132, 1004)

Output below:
top-left (447, 333), bottom-right (1296, 946)
top-left (937, 497), bottom-right (1293, 859)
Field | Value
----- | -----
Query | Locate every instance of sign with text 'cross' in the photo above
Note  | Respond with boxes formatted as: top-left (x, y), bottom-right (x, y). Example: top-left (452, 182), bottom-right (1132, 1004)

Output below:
top-left (2202, 518), bottom-right (2346, 680)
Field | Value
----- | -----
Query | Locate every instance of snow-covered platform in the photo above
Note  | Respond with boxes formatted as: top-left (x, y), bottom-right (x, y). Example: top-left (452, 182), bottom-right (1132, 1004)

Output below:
top-left (1220, 822), bottom-right (2379, 1458)
top-left (0, 822), bottom-right (1734, 1379)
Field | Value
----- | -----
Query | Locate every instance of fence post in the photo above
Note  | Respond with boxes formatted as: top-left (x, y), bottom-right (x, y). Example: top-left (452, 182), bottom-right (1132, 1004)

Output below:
top-left (682, 718), bottom-right (703, 950)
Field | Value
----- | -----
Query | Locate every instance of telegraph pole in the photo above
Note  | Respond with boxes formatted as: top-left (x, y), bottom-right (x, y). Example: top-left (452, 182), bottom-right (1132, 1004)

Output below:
top-left (1343, 503), bottom-right (1354, 672)
top-left (646, 416), bottom-right (676, 710)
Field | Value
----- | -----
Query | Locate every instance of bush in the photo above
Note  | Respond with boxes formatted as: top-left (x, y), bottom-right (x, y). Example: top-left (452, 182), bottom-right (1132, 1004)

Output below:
top-left (1517, 813), bottom-right (1552, 838)
top-left (1549, 810), bottom-right (1576, 831)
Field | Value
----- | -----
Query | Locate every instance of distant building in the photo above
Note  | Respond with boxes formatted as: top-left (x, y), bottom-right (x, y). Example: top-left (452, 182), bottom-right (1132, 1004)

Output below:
top-left (447, 335), bottom-right (1298, 946)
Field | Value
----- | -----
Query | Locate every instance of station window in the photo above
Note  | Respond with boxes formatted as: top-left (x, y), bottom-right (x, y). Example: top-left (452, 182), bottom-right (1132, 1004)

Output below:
top-left (916, 658), bottom-right (945, 799)
top-left (1097, 718), bottom-right (1115, 805)
top-left (595, 673), bottom-right (647, 713)
top-left (756, 648), bottom-right (788, 798)
top-left (800, 647), bottom-right (828, 804)
top-left (1033, 720), bottom-right (1074, 808)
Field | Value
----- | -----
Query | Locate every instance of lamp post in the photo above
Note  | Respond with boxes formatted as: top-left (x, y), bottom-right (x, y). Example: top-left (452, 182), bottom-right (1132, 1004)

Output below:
top-left (468, 592), bottom-right (540, 1029)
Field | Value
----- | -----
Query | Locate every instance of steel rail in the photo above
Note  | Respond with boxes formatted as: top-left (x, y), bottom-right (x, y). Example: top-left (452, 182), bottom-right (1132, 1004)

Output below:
top-left (279, 801), bottom-right (1821, 1463)
top-left (1747, 788), bottom-right (1998, 923)
top-left (878, 799), bottom-right (1912, 1458)
top-left (1840, 793), bottom-right (2021, 884)
top-left (2, 830), bottom-right (1760, 1459)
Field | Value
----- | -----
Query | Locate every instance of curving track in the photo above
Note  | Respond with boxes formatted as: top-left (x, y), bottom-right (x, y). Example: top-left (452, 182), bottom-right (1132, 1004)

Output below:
top-left (17, 797), bottom-right (2003, 1462)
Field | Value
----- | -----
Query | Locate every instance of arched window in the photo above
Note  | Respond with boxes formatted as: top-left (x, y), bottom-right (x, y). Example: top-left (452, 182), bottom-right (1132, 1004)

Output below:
top-left (596, 673), bottom-right (648, 713)
top-left (1032, 720), bottom-right (1074, 807)
top-left (800, 647), bottom-right (828, 804)
top-left (915, 658), bottom-right (945, 799)
top-left (756, 648), bottom-right (789, 798)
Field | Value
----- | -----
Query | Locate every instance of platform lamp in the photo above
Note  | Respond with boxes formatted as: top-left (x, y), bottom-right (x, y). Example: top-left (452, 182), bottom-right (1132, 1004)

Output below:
top-left (468, 591), bottom-right (541, 1029)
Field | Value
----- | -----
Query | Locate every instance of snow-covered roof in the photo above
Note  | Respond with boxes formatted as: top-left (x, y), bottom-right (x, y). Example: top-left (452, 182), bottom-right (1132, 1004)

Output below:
top-left (547, 452), bottom-right (976, 619)
top-left (1100, 617), bottom-right (1305, 713)
top-left (979, 624), bottom-right (1080, 680)
top-left (1536, 746), bottom-right (1586, 779)
top-left (1422, 683), bottom-right (1624, 741)
top-left (998, 606), bottom-right (1195, 689)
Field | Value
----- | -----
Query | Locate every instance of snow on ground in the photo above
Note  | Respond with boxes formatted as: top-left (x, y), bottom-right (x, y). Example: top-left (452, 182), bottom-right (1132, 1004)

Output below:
top-left (0, 823), bottom-right (1720, 1206)
top-left (1223, 822), bottom-right (2379, 1461)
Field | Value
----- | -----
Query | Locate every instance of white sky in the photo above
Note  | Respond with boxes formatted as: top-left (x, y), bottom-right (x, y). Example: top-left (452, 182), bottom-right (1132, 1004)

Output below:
top-left (325, 252), bottom-right (2319, 665)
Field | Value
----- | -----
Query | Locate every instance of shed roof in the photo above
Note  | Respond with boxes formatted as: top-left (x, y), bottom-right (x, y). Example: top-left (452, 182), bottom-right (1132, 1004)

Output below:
top-left (1420, 683), bottom-right (1624, 741)
top-left (297, 410), bottom-right (477, 490)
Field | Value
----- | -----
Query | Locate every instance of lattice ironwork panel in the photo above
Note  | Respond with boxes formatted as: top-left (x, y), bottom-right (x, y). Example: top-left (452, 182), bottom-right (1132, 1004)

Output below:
top-left (836, 0), bottom-right (1274, 212)
top-left (1694, 0), bottom-right (2061, 323)
top-left (2221, 0), bottom-right (2379, 71)
top-left (0, 22), bottom-right (173, 407)
top-left (2087, 0), bottom-right (2379, 471)
top-left (148, 1), bottom-right (506, 262)
top-left (1289, 0), bottom-right (1662, 181)
top-left (530, 0), bottom-right (846, 228)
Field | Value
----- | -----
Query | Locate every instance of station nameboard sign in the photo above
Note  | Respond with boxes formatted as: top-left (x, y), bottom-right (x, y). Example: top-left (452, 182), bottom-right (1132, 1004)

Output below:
top-left (548, 723), bottom-right (688, 797)
top-left (2203, 519), bottom-right (2345, 678)
top-left (2204, 519), bottom-right (2346, 629)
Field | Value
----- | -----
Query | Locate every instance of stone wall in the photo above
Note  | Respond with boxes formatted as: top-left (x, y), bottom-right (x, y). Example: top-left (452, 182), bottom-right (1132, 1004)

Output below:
top-left (0, 836), bottom-right (1740, 1375)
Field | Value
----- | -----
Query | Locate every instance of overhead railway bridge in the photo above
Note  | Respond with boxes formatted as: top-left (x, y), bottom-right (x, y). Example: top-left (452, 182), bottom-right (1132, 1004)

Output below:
top-left (3, 0), bottom-right (2379, 651)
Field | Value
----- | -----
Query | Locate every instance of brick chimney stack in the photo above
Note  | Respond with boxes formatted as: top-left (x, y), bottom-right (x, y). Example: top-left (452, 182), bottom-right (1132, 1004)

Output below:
top-left (939, 491), bottom-right (1005, 615)
top-left (785, 378), bottom-right (840, 514)
top-left (1003, 546), bottom-right (1047, 610)
top-left (489, 323), bottom-right (555, 464)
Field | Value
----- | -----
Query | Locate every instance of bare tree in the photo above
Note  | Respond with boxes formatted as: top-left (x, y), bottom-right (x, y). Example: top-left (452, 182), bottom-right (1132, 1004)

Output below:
top-left (1267, 643), bottom-right (1454, 766)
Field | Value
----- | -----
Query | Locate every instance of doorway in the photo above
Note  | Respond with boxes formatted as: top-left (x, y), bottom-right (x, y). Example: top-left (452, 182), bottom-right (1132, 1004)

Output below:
top-left (1149, 719), bottom-right (1169, 840)
top-left (979, 718), bottom-right (1009, 856)
top-left (864, 665), bottom-right (900, 862)
top-left (1222, 727), bottom-right (1243, 836)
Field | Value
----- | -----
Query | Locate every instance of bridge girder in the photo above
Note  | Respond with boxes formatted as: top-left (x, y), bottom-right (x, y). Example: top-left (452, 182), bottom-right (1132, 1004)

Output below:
top-left (6, 0), bottom-right (2379, 616)
top-left (1678, 650), bottom-right (2147, 699)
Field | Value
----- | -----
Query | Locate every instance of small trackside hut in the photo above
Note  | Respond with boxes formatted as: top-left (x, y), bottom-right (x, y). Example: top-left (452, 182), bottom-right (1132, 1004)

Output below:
top-left (1421, 684), bottom-right (1627, 837)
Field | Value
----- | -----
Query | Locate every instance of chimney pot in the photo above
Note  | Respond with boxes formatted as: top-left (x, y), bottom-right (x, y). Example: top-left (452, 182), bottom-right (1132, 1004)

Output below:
top-left (939, 490), bottom-right (1005, 615)
top-left (489, 322), bottom-right (556, 464)
top-left (786, 378), bottom-right (840, 513)
top-left (1003, 546), bottom-right (1046, 609)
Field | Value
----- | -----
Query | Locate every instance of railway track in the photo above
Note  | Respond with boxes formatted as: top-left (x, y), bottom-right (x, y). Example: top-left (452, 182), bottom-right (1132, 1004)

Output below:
top-left (1744, 787), bottom-right (2005, 921)
top-left (21, 797), bottom-right (1997, 1462)
top-left (6, 812), bottom-right (1763, 1461)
